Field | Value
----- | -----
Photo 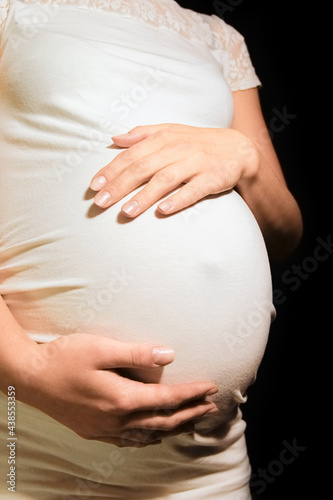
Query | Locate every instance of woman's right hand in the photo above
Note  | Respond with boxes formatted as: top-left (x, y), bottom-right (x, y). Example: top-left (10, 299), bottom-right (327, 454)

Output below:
top-left (16, 334), bottom-right (218, 447)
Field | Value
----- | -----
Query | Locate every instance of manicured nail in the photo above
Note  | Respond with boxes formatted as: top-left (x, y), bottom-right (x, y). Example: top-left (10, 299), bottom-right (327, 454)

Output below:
top-left (112, 133), bottom-right (131, 140)
top-left (158, 200), bottom-right (173, 213)
top-left (90, 175), bottom-right (107, 191)
top-left (152, 347), bottom-right (175, 366)
top-left (94, 190), bottom-right (111, 207)
top-left (122, 200), bottom-right (139, 216)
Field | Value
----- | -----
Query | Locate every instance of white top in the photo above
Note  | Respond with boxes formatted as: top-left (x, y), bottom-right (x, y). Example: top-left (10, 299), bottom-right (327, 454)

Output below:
top-left (0, 0), bottom-right (261, 91)
top-left (0, 1), bottom-right (273, 498)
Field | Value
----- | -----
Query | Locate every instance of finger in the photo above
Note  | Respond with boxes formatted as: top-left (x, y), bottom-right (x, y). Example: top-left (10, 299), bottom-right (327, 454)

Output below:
top-left (92, 139), bottom-right (188, 210)
top-left (120, 162), bottom-right (187, 217)
top-left (95, 422), bottom-right (194, 447)
top-left (119, 153), bottom-right (208, 217)
top-left (120, 428), bottom-right (164, 445)
top-left (94, 435), bottom-right (161, 448)
top-left (93, 150), bottom-right (182, 210)
top-left (125, 400), bottom-right (219, 431)
top-left (90, 127), bottom-right (175, 197)
top-left (114, 381), bottom-right (218, 413)
top-left (157, 174), bottom-right (227, 215)
top-left (111, 124), bottom-right (172, 147)
top-left (93, 337), bottom-right (176, 369)
top-left (90, 129), bottom-right (166, 192)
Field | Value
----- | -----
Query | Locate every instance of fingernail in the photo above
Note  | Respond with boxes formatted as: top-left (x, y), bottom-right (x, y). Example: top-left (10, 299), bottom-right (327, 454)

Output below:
top-left (205, 387), bottom-right (219, 396)
top-left (90, 175), bottom-right (107, 191)
top-left (112, 133), bottom-right (131, 140)
top-left (152, 347), bottom-right (175, 365)
top-left (122, 200), bottom-right (139, 216)
top-left (94, 190), bottom-right (111, 207)
top-left (158, 200), bottom-right (173, 213)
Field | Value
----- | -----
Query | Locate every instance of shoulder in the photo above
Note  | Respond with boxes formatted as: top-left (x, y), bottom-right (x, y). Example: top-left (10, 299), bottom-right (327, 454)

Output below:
top-left (0, 0), bottom-right (9, 22)
top-left (0, 0), bottom-right (9, 38)
top-left (190, 11), bottom-right (261, 91)
top-left (165, 2), bottom-right (260, 91)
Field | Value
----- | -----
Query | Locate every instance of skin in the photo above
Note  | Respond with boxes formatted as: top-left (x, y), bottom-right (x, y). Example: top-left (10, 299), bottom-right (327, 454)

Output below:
top-left (0, 91), bottom-right (302, 448)
top-left (91, 88), bottom-right (303, 262)
top-left (0, 296), bottom-right (218, 447)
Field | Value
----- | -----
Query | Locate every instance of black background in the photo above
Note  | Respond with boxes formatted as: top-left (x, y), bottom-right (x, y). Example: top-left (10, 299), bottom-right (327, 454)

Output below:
top-left (176, 1), bottom-right (329, 498)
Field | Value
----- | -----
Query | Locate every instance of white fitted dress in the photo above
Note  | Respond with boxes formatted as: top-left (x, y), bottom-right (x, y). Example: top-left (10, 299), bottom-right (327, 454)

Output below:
top-left (0, 1), bottom-right (275, 498)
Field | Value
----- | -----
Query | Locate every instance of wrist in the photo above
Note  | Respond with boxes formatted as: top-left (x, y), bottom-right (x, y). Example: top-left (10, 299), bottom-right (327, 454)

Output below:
top-left (225, 128), bottom-right (260, 186)
top-left (0, 331), bottom-right (39, 398)
top-left (239, 135), bottom-right (261, 183)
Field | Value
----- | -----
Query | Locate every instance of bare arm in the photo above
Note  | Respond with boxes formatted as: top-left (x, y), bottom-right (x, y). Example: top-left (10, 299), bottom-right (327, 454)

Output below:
top-left (231, 88), bottom-right (303, 261)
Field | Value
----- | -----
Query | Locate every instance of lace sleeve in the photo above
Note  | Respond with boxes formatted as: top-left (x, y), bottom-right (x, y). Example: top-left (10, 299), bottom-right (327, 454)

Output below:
top-left (0, 0), bottom-right (9, 39)
top-left (0, 0), bottom-right (260, 90)
top-left (206, 15), bottom-right (261, 92)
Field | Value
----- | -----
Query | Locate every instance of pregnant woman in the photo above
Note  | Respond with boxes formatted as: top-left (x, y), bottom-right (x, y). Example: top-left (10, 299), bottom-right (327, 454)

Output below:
top-left (0, 0), bottom-right (302, 498)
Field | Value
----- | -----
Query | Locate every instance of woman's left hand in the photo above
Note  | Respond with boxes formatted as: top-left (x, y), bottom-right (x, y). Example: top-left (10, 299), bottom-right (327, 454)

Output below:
top-left (90, 123), bottom-right (259, 217)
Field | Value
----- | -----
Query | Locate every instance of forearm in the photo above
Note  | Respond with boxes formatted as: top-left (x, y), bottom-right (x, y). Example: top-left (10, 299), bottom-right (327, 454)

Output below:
top-left (0, 295), bottom-right (37, 395)
top-left (231, 88), bottom-right (303, 261)
top-left (236, 151), bottom-right (303, 261)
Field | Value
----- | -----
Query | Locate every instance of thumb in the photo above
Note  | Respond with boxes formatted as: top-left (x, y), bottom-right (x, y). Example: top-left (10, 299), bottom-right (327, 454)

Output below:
top-left (95, 337), bottom-right (175, 369)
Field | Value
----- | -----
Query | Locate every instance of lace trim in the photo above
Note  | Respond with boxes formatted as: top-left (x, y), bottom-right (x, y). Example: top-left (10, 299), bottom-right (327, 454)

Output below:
top-left (0, 0), bottom-right (9, 30)
top-left (0, 0), bottom-right (260, 91)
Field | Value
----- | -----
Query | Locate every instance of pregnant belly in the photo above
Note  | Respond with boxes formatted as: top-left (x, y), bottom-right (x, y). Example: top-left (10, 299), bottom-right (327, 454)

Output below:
top-left (1, 169), bottom-right (274, 420)
top-left (97, 191), bottom-right (275, 420)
